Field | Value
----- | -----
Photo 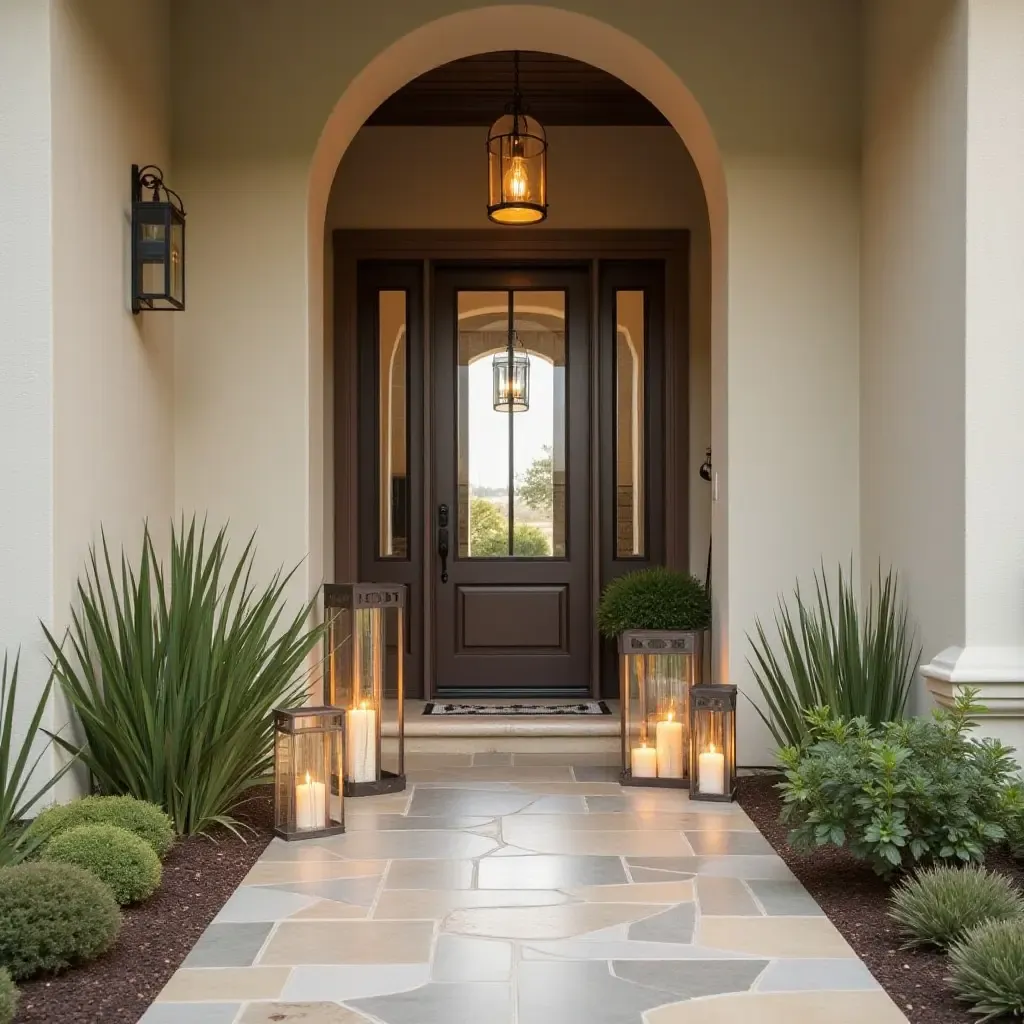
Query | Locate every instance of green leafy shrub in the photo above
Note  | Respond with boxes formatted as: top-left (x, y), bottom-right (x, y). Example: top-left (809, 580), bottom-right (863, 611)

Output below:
top-left (468, 498), bottom-right (551, 556)
top-left (25, 794), bottom-right (174, 859)
top-left (997, 780), bottom-right (1024, 859)
top-left (44, 517), bottom-right (323, 835)
top-left (42, 823), bottom-right (161, 905)
top-left (0, 968), bottom-right (17, 1024)
top-left (0, 652), bottom-right (76, 866)
top-left (778, 689), bottom-right (1015, 876)
top-left (889, 864), bottom-right (1024, 949)
top-left (0, 861), bottom-right (120, 979)
top-left (948, 918), bottom-right (1024, 1022)
top-left (597, 567), bottom-right (710, 637)
top-left (748, 563), bottom-right (920, 749)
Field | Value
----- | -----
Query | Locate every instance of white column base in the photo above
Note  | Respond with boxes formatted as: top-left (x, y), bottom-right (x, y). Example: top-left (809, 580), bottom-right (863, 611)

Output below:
top-left (922, 646), bottom-right (1024, 758)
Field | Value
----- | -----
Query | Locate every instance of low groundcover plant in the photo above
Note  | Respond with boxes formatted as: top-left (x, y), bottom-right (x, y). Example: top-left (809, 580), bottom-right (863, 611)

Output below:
top-left (948, 918), bottom-right (1024, 1022)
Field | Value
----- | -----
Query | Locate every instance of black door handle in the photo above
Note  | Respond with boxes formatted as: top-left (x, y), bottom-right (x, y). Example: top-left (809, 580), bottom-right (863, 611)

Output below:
top-left (438, 504), bottom-right (450, 583)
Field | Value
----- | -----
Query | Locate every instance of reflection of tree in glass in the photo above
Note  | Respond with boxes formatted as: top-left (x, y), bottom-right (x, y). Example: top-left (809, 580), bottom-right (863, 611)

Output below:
top-left (516, 445), bottom-right (553, 516)
top-left (469, 497), bottom-right (550, 557)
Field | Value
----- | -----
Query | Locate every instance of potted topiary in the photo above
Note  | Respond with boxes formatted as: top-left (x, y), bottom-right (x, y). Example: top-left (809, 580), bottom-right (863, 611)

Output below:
top-left (597, 567), bottom-right (711, 786)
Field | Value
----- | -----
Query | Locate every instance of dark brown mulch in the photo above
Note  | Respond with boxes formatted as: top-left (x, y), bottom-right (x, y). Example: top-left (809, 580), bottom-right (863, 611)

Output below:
top-left (13, 787), bottom-right (275, 1024)
top-left (737, 774), bottom-right (1024, 1023)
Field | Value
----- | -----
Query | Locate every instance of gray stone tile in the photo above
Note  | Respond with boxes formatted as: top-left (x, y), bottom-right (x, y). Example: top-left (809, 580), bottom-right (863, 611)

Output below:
top-left (214, 885), bottom-right (318, 923)
top-left (757, 958), bottom-right (881, 992)
top-left (613, 958), bottom-right (768, 996)
top-left (182, 922), bottom-right (273, 967)
top-left (629, 866), bottom-right (695, 883)
top-left (343, 814), bottom-right (493, 831)
top-left (266, 876), bottom-right (382, 907)
top-left (313, 829), bottom-right (497, 860)
top-left (514, 752), bottom-right (619, 767)
top-left (571, 764), bottom-right (621, 782)
top-left (259, 840), bottom-right (345, 862)
top-left (351, 981), bottom-right (513, 1024)
top-left (747, 878), bottom-right (824, 916)
top-left (240, 1004), bottom-right (376, 1023)
top-left (281, 963), bottom-right (431, 1001)
top-left (627, 902), bottom-right (696, 943)
top-left (520, 795), bottom-right (590, 814)
top-left (408, 788), bottom-right (534, 817)
top-left (696, 876), bottom-right (762, 916)
top-left (586, 796), bottom-right (632, 813)
top-left (477, 854), bottom-right (627, 889)
top-left (684, 829), bottom-right (775, 856)
top-left (628, 855), bottom-right (794, 880)
top-left (140, 1006), bottom-right (241, 1024)
top-left (384, 859), bottom-right (475, 890)
top-left (517, 960), bottom-right (678, 1024)
top-left (432, 935), bottom-right (513, 981)
top-left (472, 751), bottom-right (513, 765)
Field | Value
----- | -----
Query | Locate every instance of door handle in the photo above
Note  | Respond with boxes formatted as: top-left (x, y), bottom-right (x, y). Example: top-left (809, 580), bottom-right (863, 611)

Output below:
top-left (437, 504), bottom-right (450, 583)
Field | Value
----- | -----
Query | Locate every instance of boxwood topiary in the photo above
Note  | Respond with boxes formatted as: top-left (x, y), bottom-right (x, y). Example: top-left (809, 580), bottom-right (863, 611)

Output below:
top-left (597, 567), bottom-right (711, 638)
top-left (949, 918), bottom-right (1024, 1021)
top-left (889, 864), bottom-right (1024, 949)
top-left (0, 862), bottom-right (121, 979)
top-left (0, 968), bottom-right (17, 1024)
top-left (42, 824), bottom-right (161, 905)
top-left (24, 795), bottom-right (174, 858)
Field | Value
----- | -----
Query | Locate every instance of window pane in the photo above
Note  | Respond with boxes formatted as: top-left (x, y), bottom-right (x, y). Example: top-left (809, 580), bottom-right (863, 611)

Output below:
top-left (458, 291), bottom-right (511, 557)
top-left (615, 291), bottom-right (645, 557)
top-left (513, 291), bottom-right (565, 558)
top-left (378, 291), bottom-right (408, 558)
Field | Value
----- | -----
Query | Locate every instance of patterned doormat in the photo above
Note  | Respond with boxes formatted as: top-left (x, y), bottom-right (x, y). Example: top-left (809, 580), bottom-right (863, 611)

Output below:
top-left (423, 700), bottom-right (611, 716)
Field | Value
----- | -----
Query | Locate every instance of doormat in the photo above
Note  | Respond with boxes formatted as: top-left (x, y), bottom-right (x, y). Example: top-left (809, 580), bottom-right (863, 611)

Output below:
top-left (423, 701), bottom-right (611, 716)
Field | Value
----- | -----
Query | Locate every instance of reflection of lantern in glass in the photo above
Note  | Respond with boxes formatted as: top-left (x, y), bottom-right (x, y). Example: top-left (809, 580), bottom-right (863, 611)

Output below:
top-left (324, 583), bottom-right (406, 796)
top-left (273, 707), bottom-right (345, 840)
top-left (690, 684), bottom-right (738, 801)
top-left (492, 332), bottom-right (530, 412)
top-left (619, 629), bottom-right (704, 788)
top-left (487, 51), bottom-right (547, 225)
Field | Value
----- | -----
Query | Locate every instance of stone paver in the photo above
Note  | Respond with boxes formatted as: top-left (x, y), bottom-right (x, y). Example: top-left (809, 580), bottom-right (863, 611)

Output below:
top-left (148, 755), bottom-right (907, 1023)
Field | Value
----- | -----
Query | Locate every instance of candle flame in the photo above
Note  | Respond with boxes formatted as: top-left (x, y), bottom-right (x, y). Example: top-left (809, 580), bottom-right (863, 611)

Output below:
top-left (707, 743), bottom-right (717, 755)
top-left (666, 711), bottom-right (674, 722)
top-left (360, 700), bottom-right (368, 711)
top-left (305, 771), bottom-right (311, 785)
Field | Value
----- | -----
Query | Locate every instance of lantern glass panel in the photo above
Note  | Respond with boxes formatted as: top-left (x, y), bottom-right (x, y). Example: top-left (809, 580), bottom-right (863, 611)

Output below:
top-left (487, 113), bottom-right (547, 225)
top-left (170, 214), bottom-right (184, 306)
top-left (273, 708), bottom-right (345, 840)
top-left (689, 685), bottom-right (737, 801)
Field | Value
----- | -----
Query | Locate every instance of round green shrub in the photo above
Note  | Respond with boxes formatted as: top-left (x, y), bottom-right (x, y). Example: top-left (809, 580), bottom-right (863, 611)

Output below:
top-left (889, 864), bottom-right (1024, 949)
top-left (597, 567), bottom-right (711, 637)
top-left (0, 862), bottom-right (121, 979)
top-left (24, 795), bottom-right (174, 858)
top-left (0, 968), bottom-right (17, 1024)
top-left (42, 824), bottom-right (161, 905)
top-left (949, 918), bottom-right (1024, 1021)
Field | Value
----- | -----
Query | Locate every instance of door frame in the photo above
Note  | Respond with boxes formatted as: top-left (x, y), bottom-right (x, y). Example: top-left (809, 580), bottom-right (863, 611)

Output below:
top-left (332, 229), bottom-right (690, 700)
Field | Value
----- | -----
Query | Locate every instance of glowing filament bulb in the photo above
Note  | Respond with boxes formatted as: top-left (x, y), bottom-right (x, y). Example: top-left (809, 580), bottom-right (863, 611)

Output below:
top-left (504, 155), bottom-right (530, 202)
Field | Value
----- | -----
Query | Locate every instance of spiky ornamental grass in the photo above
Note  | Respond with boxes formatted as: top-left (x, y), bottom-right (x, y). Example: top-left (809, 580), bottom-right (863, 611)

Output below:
top-left (889, 864), bottom-right (1024, 949)
top-left (948, 918), bottom-right (1024, 1021)
top-left (747, 562), bottom-right (920, 750)
top-left (596, 567), bottom-right (710, 637)
top-left (44, 517), bottom-right (324, 836)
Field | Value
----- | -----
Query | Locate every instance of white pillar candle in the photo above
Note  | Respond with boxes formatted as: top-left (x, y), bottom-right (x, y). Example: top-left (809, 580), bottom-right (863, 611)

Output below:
top-left (655, 713), bottom-right (685, 778)
top-left (346, 703), bottom-right (378, 783)
top-left (295, 772), bottom-right (327, 829)
top-left (631, 744), bottom-right (657, 778)
top-left (698, 745), bottom-right (726, 795)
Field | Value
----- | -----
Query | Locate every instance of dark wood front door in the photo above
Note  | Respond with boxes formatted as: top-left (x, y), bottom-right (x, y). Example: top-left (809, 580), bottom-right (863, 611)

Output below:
top-left (432, 266), bottom-right (592, 694)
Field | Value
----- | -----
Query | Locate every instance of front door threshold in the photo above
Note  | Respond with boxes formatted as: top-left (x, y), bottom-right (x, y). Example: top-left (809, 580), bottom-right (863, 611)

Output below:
top-left (433, 688), bottom-right (593, 699)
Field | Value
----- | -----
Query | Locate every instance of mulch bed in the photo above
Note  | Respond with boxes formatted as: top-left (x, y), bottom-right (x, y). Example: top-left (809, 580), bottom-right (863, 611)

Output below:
top-left (13, 787), bottom-right (275, 1024)
top-left (738, 774), bottom-right (1024, 1023)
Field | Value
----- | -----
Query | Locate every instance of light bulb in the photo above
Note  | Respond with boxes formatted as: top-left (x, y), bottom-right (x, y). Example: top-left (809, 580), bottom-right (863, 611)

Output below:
top-left (504, 156), bottom-right (530, 202)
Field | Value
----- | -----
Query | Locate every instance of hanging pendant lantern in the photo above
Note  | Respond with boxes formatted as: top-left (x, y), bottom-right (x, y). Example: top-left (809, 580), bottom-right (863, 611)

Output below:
top-left (487, 51), bottom-right (548, 225)
top-left (492, 330), bottom-right (530, 412)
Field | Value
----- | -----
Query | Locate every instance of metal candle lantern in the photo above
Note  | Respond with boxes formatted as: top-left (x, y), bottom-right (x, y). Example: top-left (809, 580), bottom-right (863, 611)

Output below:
top-left (619, 629), bottom-right (704, 788)
top-left (324, 583), bottom-right (406, 796)
top-left (273, 707), bottom-right (345, 841)
top-left (689, 684), bottom-right (738, 802)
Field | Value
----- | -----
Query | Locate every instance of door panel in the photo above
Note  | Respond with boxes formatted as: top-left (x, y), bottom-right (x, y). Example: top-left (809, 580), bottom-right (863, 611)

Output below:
top-left (433, 266), bottom-right (591, 694)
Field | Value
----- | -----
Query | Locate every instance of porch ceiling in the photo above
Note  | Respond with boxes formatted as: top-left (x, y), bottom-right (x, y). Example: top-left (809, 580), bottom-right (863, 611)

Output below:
top-left (365, 50), bottom-right (668, 127)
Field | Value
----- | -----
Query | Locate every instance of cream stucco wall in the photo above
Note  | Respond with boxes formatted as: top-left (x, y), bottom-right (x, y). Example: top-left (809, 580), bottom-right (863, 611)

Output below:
top-left (326, 125), bottom-right (713, 581)
top-left (172, 0), bottom-right (863, 763)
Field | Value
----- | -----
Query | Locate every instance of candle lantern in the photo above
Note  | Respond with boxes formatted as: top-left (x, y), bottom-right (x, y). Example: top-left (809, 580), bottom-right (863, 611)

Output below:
top-left (324, 583), bottom-right (406, 796)
top-left (689, 684), bottom-right (738, 802)
top-left (619, 629), bottom-right (703, 788)
top-left (273, 707), bottom-right (345, 841)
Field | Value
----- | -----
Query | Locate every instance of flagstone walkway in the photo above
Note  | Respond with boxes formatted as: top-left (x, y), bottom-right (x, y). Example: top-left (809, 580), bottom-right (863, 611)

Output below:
top-left (141, 753), bottom-right (908, 1024)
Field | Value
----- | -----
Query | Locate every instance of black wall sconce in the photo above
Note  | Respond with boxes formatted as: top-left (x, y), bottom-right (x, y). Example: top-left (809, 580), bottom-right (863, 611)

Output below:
top-left (131, 164), bottom-right (185, 313)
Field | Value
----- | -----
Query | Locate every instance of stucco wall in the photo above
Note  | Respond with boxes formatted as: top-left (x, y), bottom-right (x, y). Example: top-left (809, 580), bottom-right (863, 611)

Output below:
top-left (860, 0), bottom-right (968, 711)
top-left (326, 124), bottom-right (713, 581)
top-left (171, 0), bottom-right (862, 764)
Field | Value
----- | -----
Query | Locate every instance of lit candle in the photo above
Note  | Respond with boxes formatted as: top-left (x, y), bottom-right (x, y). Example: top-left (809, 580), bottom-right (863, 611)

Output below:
top-left (631, 743), bottom-right (657, 778)
top-left (698, 743), bottom-right (726, 795)
top-left (346, 701), bottom-right (378, 783)
top-left (295, 771), bottom-right (326, 829)
top-left (655, 711), bottom-right (685, 778)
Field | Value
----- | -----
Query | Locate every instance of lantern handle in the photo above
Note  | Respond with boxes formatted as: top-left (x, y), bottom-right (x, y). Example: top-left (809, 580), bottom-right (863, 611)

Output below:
top-left (132, 164), bottom-right (186, 216)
